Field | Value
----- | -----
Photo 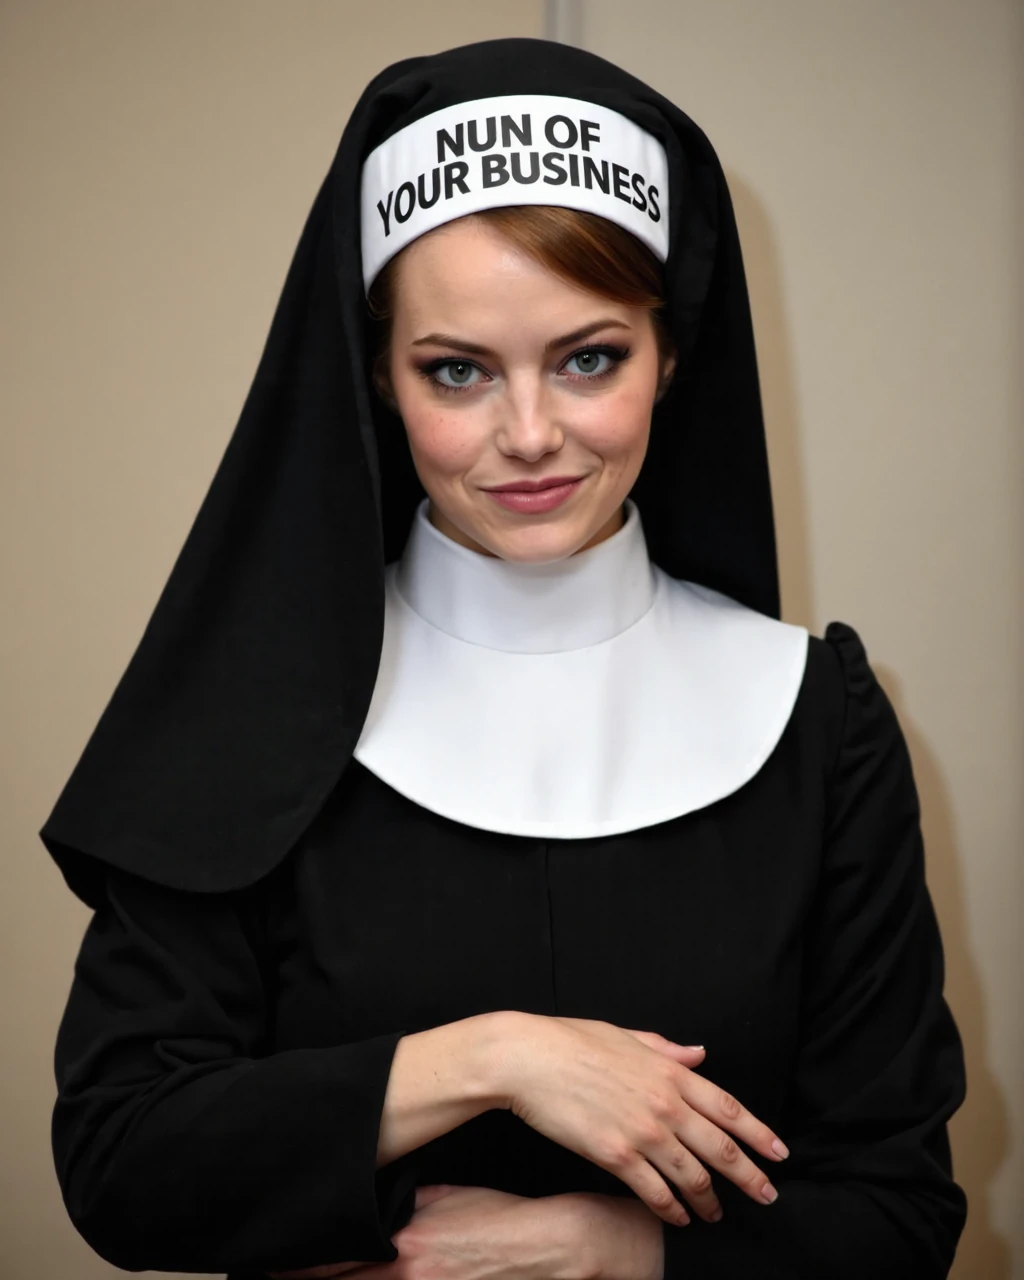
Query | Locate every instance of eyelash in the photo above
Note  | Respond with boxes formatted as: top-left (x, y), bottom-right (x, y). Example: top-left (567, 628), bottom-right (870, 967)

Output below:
top-left (418, 344), bottom-right (632, 395)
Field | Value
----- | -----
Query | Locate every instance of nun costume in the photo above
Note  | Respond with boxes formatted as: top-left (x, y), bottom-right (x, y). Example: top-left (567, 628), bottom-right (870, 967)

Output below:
top-left (40, 37), bottom-right (967, 1280)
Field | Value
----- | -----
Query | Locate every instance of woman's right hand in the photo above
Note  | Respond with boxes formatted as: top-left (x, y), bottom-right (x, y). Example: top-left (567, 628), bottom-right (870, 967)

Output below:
top-left (497, 1013), bottom-right (788, 1227)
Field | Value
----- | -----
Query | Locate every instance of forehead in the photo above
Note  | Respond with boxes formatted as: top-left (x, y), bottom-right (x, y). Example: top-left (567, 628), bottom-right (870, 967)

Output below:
top-left (391, 217), bottom-right (629, 330)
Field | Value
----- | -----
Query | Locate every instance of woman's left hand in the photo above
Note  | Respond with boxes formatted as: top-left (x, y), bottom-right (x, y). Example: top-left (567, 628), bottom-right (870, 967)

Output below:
top-left (265, 1183), bottom-right (658, 1280)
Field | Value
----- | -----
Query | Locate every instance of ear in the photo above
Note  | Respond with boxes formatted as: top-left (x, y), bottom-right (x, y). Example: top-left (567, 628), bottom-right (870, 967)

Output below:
top-left (655, 347), bottom-right (678, 404)
top-left (372, 359), bottom-right (399, 414)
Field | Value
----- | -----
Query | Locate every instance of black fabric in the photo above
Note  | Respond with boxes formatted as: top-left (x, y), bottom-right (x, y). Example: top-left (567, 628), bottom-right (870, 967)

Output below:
top-left (50, 627), bottom-right (966, 1277)
top-left (39, 36), bottom-right (778, 899)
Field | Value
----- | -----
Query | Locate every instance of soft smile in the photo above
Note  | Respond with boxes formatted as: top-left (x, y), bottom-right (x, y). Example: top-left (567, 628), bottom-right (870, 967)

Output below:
top-left (482, 476), bottom-right (587, 514)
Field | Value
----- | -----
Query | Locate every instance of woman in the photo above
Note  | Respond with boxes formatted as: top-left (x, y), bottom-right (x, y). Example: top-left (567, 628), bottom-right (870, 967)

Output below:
top-left (41, 36), bottom-right (967, 1280)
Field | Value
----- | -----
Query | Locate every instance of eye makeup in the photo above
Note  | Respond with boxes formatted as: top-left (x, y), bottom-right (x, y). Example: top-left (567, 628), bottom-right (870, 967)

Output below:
top-left (416, 344), bottom-right (633, 395)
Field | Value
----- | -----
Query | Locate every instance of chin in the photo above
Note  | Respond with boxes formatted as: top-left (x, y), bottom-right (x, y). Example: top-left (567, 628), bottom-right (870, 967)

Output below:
top-left (432, 491), bottom-right (614, 561)
top-left (479, 515), bottom-right (598, 563)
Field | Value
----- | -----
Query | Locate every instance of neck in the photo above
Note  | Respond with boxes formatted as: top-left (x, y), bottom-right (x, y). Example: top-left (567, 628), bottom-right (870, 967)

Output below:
top-left (395, 497), bottom-right (655, 653)
top-left (427, 500), bottom-right (626, 557)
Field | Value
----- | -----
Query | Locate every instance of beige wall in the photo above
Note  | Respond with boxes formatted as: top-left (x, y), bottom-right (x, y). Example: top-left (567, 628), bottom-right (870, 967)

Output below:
top-left (582, 2), bottom-right (1023, 1277)
top-left (0, 4), bottom-right (544, 1278)
top-left (2, 2), bottom-right (1019, 1278)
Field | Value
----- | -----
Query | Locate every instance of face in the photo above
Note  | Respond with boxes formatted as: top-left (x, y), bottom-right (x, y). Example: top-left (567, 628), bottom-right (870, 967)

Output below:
top-left (380, 216), bottom-right (675, 561)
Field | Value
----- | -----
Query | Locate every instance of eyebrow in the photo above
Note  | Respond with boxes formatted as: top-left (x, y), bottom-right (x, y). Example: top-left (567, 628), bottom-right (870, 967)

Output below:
top-left (410, 318), bottom-right (632, 357)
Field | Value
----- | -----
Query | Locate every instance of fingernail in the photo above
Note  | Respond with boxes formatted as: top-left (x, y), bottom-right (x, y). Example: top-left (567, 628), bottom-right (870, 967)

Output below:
top-left (708, 1207), bottom-right (724, 1222)
top-left (681, 1044), bottom-right (705, 1051)
top-left (771, 1139), bottom-right (790, 1159)
top-left (760, 1183), bottom-right (779, 1204)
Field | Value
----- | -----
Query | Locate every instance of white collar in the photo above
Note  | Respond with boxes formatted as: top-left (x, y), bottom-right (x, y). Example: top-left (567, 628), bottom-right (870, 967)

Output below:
top-left (354, 498), bottom-right (809, 837)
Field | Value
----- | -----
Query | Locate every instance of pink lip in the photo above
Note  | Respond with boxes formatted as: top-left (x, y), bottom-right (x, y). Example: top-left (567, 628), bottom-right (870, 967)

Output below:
top-left (484, 475), bottom-right (586, 493)
top-left (484, 477), bottom-right (585, 514)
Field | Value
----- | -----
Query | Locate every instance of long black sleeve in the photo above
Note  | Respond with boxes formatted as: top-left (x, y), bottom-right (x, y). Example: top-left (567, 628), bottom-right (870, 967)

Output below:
top-left (661, 622), bottom-right (967, 1279)
top-left (51, 859), bottom-right (419, 1275)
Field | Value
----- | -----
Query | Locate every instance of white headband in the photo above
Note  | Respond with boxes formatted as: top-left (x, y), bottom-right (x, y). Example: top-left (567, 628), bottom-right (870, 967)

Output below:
top-left (359, 93), bottom-right (670, 293)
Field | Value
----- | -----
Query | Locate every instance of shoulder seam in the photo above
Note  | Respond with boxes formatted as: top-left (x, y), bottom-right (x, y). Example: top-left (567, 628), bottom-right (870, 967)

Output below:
top-left (823, 629), bottom-right (853, 801)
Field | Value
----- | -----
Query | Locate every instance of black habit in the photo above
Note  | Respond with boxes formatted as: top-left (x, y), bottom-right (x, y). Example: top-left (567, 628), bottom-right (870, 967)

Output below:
top-left (39, 36), bottom-right (968, 1280)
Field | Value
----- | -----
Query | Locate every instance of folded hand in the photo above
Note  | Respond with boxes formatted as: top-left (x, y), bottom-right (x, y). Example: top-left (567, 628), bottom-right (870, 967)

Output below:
top-left (266, 1183), bottom-right (593, 1280)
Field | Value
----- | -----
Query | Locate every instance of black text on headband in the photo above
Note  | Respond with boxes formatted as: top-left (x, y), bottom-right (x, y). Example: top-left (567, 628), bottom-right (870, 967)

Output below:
top-left (359, 94), bottom-right (670, 291)
top-left (374, 111), bottom-right (662, 238)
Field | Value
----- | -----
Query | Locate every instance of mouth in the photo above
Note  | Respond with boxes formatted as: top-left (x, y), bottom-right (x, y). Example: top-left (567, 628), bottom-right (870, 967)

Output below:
top-left (482, 476), bottom-right (587, 493)
top-left (482, 475), bottom-right (587, 514)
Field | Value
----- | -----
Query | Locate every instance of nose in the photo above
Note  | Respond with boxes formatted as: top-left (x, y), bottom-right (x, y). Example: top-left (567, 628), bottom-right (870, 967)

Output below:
top-left (494, 377), bottom-right (564, 462)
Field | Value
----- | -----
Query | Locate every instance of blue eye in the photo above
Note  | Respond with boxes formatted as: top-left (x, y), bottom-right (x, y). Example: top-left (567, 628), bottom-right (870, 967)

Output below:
top-left (434, 360), bottom-right (482, 389)
top-left (565, 349), bottom-right (613, 377)
top-left (419, 343), bottom-right (630, 394)
top-left (562, 345), bottom-right (630, 381)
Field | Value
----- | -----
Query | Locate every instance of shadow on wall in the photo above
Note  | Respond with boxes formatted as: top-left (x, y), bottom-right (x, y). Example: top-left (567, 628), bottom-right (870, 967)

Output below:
top-left (727, 167), bottom-right (1011, 1279)
top-left (725, 170), bottom-right (815, 632)
top-left (876, 663), bottom-right (1012, 1280)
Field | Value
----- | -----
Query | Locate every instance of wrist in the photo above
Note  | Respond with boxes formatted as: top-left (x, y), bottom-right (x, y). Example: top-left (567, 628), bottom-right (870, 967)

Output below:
top-left (471, 1009), bottom-right (534, 1110)
top-left (572, 1194), bottom-right (664, 1280)
top-left (461, 1009), bottom-right (530, 1110)
top-left (536, 1193), bottom-right (603, 1280)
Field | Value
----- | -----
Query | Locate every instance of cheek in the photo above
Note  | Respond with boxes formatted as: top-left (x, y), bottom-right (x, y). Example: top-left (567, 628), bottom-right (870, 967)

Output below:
top-left (390, 367), bottom-right (466, 474)
top-left (568, 377), bottom-right (656, 458)
top-left (399, 400), bottom-right (485, 477)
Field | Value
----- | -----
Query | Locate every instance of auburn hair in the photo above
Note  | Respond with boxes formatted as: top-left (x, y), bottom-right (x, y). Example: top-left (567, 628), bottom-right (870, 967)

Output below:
top-left (366, 204), bottom-right (673, 399)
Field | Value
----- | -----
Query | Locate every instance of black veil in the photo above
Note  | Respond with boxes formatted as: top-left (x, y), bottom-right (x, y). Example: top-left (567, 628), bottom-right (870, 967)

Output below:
top-left (40, 37), bottom-right (778, 904)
